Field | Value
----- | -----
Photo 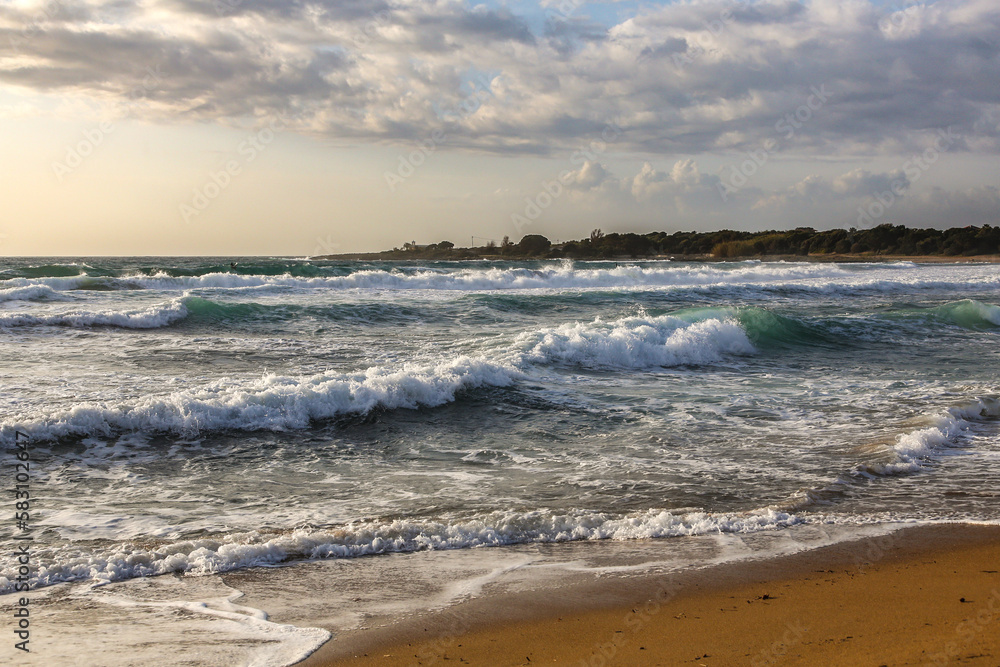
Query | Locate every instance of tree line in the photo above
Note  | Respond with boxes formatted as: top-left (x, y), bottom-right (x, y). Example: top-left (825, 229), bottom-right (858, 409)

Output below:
top-left (326, 224), bottom-right (1000, 260)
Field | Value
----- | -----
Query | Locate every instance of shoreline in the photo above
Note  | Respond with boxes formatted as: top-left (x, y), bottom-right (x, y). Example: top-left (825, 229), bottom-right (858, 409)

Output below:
top-left (312, 252), bottom-right (1000, 264)
top-left (298, 523), bottom-right (1000, 667)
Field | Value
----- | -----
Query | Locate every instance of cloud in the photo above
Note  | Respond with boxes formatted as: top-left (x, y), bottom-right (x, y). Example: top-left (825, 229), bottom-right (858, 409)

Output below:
top-left (1, 0), bottom-right (999, 157)
top-left (732, 165), bottom-right (1000, 231)
top-left (629, 162), bottom-right (668, 200)
top-left (628, 159), bottom-right (721, 200)
top-left (565, 160), bottom-right (610, 190)
top-left (901, 185), bottom-right (1000, 224)
top-left (750, 167), bottom-right (911, 210)
top-left (831, 168), bottom-right (909, 197)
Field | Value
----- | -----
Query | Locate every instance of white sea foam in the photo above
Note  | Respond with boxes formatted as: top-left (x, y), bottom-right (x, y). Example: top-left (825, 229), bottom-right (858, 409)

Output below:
top-left (0, 314), bottom-right (754, 442)
top-left (0, 356), bottom-right (522, 442)
top-left (19, 576), bottom-right (331, 667)
top-left (0, 262), bottom-right (905, 292)
top-left (1, 274), bottom-right (126, 291)
top-left (90, 588), bottom-right (331, 667)
top-left (0, 284), bottom-right (68, 302)
top-left (865, 397), bottom-right (1000, 475)
top-left (127, 263), bottom-right (859, 291)
top-left (0, 507), bottom-right (804, 592)
top-left (516, 314), bottom-right (755, 368)
top-left (0, 298), bottom-right (189, 329)
top-left (4, 262), bottom-right (998, 298)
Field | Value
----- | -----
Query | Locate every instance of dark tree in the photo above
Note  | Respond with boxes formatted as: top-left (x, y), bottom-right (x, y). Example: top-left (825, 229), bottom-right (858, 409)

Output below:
top-left (518, 234), bottom-right (552, 256)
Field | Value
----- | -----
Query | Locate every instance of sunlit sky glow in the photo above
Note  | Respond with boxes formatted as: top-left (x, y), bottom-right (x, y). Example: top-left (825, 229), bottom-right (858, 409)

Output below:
top-left (1, 0), bottom-right (998, 255)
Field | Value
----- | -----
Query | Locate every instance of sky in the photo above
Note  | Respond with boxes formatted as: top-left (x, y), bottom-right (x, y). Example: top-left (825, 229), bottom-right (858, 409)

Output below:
top-left (0, 0), bottom-right (998, 255)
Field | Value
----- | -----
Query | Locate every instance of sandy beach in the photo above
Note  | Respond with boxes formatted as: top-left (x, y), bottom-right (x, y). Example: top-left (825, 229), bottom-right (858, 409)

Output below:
top-left (301, 524), bottom-right (1000, 667)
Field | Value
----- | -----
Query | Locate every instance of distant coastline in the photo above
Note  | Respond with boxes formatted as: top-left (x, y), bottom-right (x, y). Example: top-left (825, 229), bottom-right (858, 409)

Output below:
top-left (313, 224), bottom-right (1000, 262)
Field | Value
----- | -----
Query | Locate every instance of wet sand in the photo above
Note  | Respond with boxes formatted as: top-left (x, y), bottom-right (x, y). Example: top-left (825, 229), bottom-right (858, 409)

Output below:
top-left (298, 523), bottom-right (1000, 667)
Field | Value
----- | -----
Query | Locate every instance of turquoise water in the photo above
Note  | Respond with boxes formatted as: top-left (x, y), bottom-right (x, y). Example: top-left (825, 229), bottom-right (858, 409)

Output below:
top-left (1, 257), bottom-right (998, 593)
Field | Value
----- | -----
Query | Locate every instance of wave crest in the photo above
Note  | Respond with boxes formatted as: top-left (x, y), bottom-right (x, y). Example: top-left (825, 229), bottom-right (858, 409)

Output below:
top-left (0, 507), bottom-right (803, 592)
top-left (516, 314), bottom-right (755, 369)
top-left (0, 298), bottom-right (189, 329)
top-left (858, 397), bottom-right (1000, 475)
top-left (1, 357), bottom-right (521, 443)
top-left (1, 313), bottom-right (759, 442)
top-left (932, 299), bottom-right (1000, 330)
top-left (0, 284), bottom-right (69, 303)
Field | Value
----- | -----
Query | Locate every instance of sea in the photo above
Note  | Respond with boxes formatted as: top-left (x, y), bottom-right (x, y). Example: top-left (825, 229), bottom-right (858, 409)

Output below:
top-left (1, 257), bottom-right (998, 665)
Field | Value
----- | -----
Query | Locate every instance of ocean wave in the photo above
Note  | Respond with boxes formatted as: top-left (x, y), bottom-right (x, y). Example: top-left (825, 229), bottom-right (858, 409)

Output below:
top-left (1, 275), bottom-right (135, 291)
top-left (931, 299), bottom-right (1000, 330)
top-left (0, 507), bottom-right (803, 592)
top-left (667, 306), bottom-right (837, 349)
top-left (0, 262), bottom-right (873, 293)
top-left (3, 262), bottom-right (998, 299)
top-left (0, 298), bottom-right (189, 329)
top-left (0, 284), bottom-right (70, 303)
top-left (858, 397), bottom-right (1000, 475)
top-left (515, 313), bottom-right (755, 369)
top-left (0, 357), bottom-right (522, 443)
top-left (0, 313), bottom-right (758, 442)
top-left (0, 295), bottom-right (437, 330)
top-left (3, 263), bottom-right (90, 278)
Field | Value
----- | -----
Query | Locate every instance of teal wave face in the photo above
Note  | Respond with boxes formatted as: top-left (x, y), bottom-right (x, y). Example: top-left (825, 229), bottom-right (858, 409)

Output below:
top-left (0, 263), bottom-right (117, 279)
top-left (930, 299), bottom-right (1000, 330)
top-left (16, 264), bottom-right (89, 278)
top-left (663, 306), bottom-right (836, 350)
top-left (181, 296), bottom-right (273, 322)
top-left (734, 307), bottom-right (837, 348)
top-left (180, 296), bottom-right (439, 327)
top-left (866, 299), bottom-right (1000, 334)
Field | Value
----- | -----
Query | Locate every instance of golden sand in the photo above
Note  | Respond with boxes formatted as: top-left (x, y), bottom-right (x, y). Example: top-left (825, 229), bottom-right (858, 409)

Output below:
top-left (296, 524), bottom-right (1000, 667)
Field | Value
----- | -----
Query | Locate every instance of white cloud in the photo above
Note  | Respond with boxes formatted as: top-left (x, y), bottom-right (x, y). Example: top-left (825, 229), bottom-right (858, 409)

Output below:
top-left (565, 159), bottom-right (609, 190)
top-left (0, 0), bottom-right (998, 157)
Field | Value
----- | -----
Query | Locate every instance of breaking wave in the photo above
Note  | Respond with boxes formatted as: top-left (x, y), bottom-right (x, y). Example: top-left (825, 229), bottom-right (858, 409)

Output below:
top-left (857, 397), bottom-right (1000, 476)
top-left (515, 313), bottom-right (755, 369)
top-left (930, 299), bottom-right (1000, 330)
top-left (0, 298), bottom-right (189, 329)
top-left (0, 284), bottom-right (69, 303)
top-left (0, 507), bottom-right (805, 593)
top-left (1, 312), bottom-right (760, 442)
top-left (0, 261), bottom-right (926, 294)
